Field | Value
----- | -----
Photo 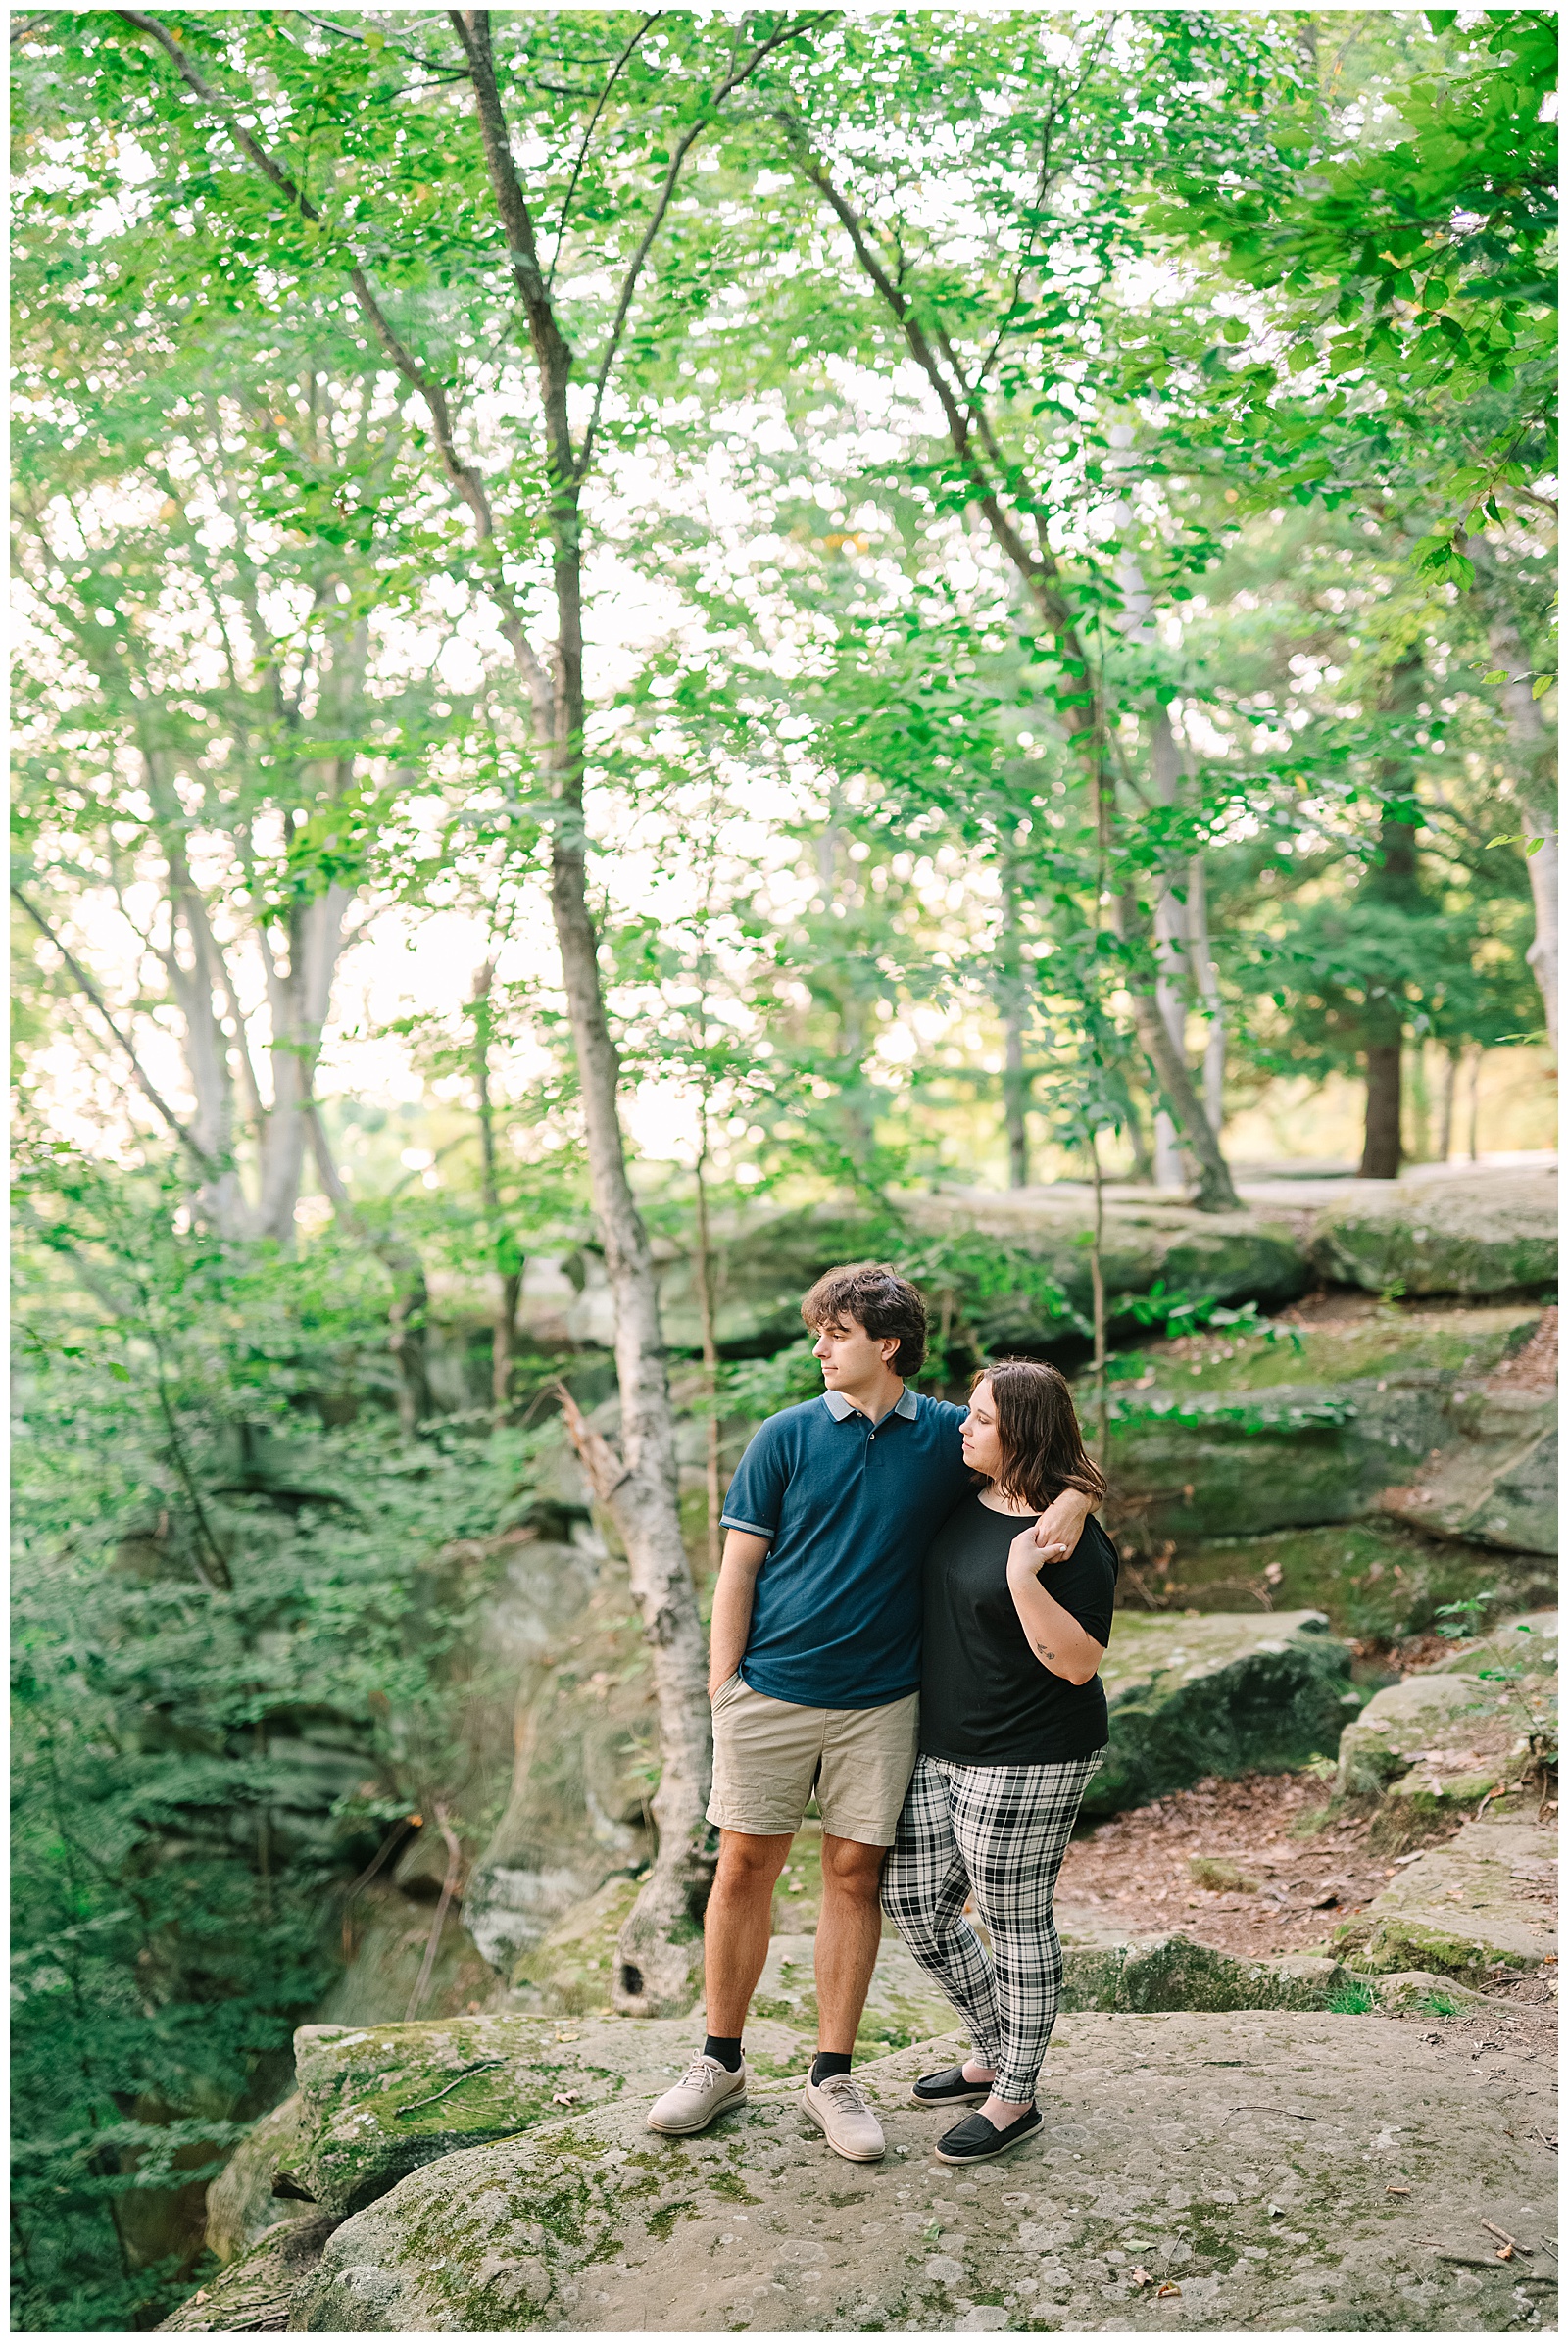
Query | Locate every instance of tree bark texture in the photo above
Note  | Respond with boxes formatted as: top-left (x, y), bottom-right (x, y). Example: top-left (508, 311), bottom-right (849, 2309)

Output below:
top-left (455, 12), bottom-right (719, 2014)
top-left (1358, 657), bottom-right (1423, 1180)
top-left (998, 865), bottom-right (1031, 1187)
top-left (1484, 601), bottom-right (1558, 1050)
top-left (1150, 707), bottom-right (1190, 1192)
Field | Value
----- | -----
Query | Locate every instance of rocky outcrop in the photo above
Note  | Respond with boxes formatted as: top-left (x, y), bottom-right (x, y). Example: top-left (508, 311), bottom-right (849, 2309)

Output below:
top-left (1105, 1301), bottom-right (1549, 1546)
top-left (1151, 1516), bottom-right (1555, 1641)
top-left (1307, 1168), bottom-right (1558, 1297)
top-left (162, 2211), bottom-right (342, 2333)
top-left (284, 2010), bottom-right (817, 2220)
top-left (1335, 1669), bottom-right (1553, 1814)
top-left (462, 1535), bottom-right (659, 1981)
top-left (1341, 1817), bottom-right (1558, 1978)
top-left (265, 2013), bottom-right (1555, 2333)
top-left (204, 2093), bottom-right (309, 2263)
top-left (1088, 1611), bottom-right (1357, 1816)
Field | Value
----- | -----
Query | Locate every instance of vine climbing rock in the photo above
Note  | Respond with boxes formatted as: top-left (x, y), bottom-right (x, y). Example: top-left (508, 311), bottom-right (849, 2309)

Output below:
top-left (186, 2013), bottom-right (1556, 2333)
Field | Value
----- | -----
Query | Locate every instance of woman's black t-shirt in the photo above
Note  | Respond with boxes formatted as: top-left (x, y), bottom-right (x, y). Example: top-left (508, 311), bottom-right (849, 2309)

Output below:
top-left (920, 1495), bottom-right (1118, 1765)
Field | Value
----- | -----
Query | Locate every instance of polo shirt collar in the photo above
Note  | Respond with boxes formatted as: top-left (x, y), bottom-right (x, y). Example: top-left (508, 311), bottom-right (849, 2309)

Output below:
top-left (821, 1387), bottom-right (918, 1423)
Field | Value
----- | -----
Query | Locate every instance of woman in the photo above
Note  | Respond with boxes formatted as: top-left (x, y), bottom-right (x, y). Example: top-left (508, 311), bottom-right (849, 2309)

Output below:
top-left (881, 1358), bottom-right (1116, 2166)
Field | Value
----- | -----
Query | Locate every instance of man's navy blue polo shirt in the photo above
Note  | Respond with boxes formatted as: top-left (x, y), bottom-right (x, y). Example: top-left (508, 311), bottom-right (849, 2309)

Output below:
top-left (719, 1386), bottom-right (972, 1710)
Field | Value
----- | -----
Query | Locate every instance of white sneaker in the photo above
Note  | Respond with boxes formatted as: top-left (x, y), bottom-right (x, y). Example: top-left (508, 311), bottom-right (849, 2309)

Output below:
top-left (803, 2070), bottom-right (885, 2162)
top-left (646, 2053), bottom-right (749, 2136)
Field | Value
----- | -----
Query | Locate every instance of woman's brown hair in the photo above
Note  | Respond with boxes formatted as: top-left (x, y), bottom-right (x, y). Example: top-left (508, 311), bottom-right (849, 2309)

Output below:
top-left (970, 1358), bottom-right (1105, 1513)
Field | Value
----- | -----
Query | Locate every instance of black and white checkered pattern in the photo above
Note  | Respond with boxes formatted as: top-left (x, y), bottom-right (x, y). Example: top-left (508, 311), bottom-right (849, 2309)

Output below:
top-left (881, 1750), bottom-right (1103, 2105)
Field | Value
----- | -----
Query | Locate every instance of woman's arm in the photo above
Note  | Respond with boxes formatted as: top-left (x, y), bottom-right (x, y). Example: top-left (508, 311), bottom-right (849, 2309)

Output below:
top-left (1005, 1527), bottom-right (1106, 1686)
top-left (708, 1530), bottom-right (770, 1696)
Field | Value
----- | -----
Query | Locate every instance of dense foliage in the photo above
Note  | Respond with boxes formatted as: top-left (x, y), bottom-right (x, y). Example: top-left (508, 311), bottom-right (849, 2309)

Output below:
top-left (11, 7), bottom-right (1555, 2325)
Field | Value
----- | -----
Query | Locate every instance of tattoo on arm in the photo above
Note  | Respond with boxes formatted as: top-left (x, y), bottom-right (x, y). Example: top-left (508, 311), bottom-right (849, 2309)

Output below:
top-left (1035, 1641), bottom-right (1054, 1659)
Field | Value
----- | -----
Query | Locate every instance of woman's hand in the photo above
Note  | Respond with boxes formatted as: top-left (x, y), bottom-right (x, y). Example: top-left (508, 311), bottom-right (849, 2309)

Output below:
top-left (1007, 1525), bottom-right (1050, 1586)
top-left (1029, 1484), bottom-right (1095, 1564)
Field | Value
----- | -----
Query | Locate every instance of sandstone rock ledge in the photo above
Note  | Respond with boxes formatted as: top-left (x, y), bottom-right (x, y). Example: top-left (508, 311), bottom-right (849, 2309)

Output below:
top-left (242, 2013), bottom-right (1557, 2334)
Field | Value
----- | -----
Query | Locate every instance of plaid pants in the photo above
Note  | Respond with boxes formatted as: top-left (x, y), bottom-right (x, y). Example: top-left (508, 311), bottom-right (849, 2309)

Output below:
top-left (881, 1750), bottom-right (1102, 2105)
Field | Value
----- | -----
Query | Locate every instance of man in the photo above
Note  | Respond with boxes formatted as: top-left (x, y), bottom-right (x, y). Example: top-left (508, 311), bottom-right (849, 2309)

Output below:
top-left (647, 1262), bottom-right (1096, 2162)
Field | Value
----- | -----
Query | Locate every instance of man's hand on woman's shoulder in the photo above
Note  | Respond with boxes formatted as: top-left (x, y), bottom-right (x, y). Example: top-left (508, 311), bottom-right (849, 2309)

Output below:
top-left (1030, 1484), bottom-right (1095, 1562)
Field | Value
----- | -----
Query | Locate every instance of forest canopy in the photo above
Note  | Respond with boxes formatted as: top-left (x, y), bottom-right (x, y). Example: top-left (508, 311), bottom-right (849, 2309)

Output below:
top-left (10, 7), bottom-right (1556, 2328)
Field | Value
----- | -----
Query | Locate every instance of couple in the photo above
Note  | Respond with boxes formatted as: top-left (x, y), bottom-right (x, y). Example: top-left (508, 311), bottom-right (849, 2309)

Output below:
top-left (647, 1261), bottom-right (1116, 2169)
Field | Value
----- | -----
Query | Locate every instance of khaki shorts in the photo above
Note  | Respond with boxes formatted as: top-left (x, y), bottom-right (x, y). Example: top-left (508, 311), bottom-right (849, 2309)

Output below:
top-left (707, 1676), bottom-right (920, 1848)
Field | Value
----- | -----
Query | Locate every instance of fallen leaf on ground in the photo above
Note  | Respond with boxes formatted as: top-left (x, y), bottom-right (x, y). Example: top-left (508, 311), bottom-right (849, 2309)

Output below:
top-left (1156, 2280), bottom-right (1182, 2298)
top-left (1129, 2267), bottom-right (1152, 2288)
top-left (1386, 2184), bottom-right (1410, 2195)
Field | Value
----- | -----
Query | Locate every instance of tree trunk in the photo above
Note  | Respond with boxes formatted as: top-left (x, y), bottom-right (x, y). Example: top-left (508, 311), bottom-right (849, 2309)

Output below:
top-left (1186, 852), bottom-right (1226, 1135)
top-left (458, 17), bottom-right (712, 2015)
top-left (1150, 707), bottom-right (1190, 1192)
top-left (471, 959), bottom-right (522, 1416)
top-left (1357, 657), bottom-right (1423, 1181)
top-left (998, 865), bottom-right (1031, 1187)
top-left (693, 1136), bottom-right (723, 1576)
top-left (1437, 1044), bottom-right (1460, 1163)
top-left (1359, 1039), bottom-right (1403, 1179)
top-left (1486, 607), bottom-right (1557, 1050)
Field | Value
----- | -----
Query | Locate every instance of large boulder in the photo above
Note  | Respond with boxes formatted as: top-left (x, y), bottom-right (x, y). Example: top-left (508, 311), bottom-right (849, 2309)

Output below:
top-left (1307, 1168), bottom-right (1557, 1297)
top-left (1149, 1517), bottom-right (1555, 1641)
top-left (1341, 1816), bottom-right (1558, 1978)
top-left (463, 1534), bottom-right (659, 1979)
top-left (901, 1189), bottom-right (1309, 1338)
top-left (1103, 1301), bottom-right (1549, 1545)
top-left (162, 2211), bottom-right (342, 2334)
top-left (203, 2093), bottom-right (309, 2263)
top-left (1104, 1376), bottom-right (1451, 1541)
top-left (1088, 1612), bottom-right (1357, 1817)
top-left (284, 2009), bottom-right (816, 2220)
top-left (282, 2015), bottom-right (1557, 2333)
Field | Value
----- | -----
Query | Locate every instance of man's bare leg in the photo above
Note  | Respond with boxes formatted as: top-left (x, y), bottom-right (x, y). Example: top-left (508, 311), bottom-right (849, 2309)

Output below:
top-left (703, 1828), bottom-right (793, 2037)
top-left (813, 1833), bottom-right (888, 2054)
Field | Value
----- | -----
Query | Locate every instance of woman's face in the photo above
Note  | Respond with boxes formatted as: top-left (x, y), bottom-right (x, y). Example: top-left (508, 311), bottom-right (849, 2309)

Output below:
top-left (960, 1378), bottom-right (1005, 1481)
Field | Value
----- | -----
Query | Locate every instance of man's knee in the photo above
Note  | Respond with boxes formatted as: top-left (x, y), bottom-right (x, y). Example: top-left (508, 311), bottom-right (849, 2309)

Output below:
top-left (820, 1834), bottom-right (888, 1901)
top-left (714, 1830), bottom-right (791, 1890)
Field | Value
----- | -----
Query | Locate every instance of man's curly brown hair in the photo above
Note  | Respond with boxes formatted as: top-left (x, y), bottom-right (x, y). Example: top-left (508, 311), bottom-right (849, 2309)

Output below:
top-left (800, 1262), bottom-right (927, 1378)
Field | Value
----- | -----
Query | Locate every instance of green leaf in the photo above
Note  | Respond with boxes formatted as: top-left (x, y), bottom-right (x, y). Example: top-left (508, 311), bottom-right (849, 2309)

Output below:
top-left (1531, 673), bottom-right (1553, 700)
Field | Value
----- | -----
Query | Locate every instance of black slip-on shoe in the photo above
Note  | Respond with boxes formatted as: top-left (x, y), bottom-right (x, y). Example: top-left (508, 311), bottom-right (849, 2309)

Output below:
top-left (934, 2105), bottom-right (1043, 2165)
top-left (911, 2064), bottom-right (992, 2110)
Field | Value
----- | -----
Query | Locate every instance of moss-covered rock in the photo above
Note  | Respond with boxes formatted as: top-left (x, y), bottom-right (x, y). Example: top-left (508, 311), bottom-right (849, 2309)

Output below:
top-left (1307, 1168), bottom-right (1557, 1297)
top-left (1340, 1817), bottom-right (1558, 1976)
top-left (464, 1538), bottom-right (659, 1979)
top-left (1087, 1611), bottom-right (1356, 1816)
top-left (903, 1190), bottom-right (1309, 1335)
top-left (289, 2008), bottom-right (819, 2220)
top-left (1102, 1302), bottom-right (1549, 1545)
top-left (286, 2015), bottom-right (1558, 2333)
top-left (160, 2210), bottom-right (341, 2332)
top-left (1147, 1517), bottom-right (1554, 1641)
top-left (1335, 1652), bottom-right (1556, 1805)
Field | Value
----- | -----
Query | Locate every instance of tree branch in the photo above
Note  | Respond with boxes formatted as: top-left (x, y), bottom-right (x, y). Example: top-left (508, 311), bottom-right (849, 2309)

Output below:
top-left (574, 14), bottom-right (830, 481)
top-left (547, 12), bottom-right (662, 294)
top-left (117, 8), bottom-right (555, 723)
top-left (13, 886), bottom-right (221, 1178)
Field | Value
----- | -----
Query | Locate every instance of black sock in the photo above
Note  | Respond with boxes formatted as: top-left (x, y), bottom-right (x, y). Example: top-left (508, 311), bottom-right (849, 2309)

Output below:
top-left (811, 2050), bottom-right (853, 2085)
top-left (704, 2034), bottom-right (743, 2073)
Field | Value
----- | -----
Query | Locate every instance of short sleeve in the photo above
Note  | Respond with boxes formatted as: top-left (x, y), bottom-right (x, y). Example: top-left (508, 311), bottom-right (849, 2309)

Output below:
top-left (719, 1417), bottom-right (790, 1539)
top-left (1052, 1522), bottom-right (1118, 1646)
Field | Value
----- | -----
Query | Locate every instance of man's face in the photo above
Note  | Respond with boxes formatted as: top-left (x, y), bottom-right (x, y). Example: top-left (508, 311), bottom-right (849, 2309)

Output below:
top-left (810, 1314), bottom-right (899, 1391)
